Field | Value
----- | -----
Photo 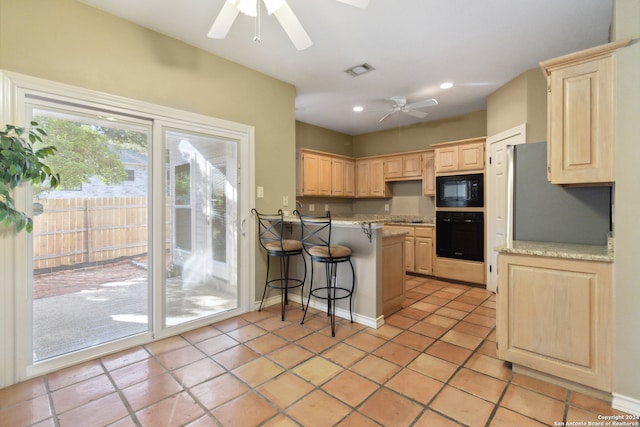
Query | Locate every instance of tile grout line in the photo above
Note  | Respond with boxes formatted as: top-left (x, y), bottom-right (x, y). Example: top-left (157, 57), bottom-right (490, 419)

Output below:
top-left (42, 375), bottom-right (60, 427)
top-left (99, 357), bottom-right (142, 427)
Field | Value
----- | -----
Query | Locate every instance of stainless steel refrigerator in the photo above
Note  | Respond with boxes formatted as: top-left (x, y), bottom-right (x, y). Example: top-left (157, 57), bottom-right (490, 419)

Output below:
top-left (506, 141), bottom-right (611, 246)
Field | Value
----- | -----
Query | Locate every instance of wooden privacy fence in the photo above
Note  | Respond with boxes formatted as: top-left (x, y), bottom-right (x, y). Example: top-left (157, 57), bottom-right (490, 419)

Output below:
top-left (33, 197), bottom-right (148, 271)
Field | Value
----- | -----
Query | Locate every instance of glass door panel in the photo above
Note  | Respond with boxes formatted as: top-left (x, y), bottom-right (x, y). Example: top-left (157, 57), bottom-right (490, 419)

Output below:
top-left (29, 107), bottom-right (151, 362)
top-left (164, 130), bottom-right (238, 327)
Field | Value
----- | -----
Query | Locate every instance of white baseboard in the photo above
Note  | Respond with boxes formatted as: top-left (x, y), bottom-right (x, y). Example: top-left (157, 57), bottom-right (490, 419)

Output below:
top-left (612, 393), bottom-right (640, 417)
top-left (256, 295), bottom-right (381, 329)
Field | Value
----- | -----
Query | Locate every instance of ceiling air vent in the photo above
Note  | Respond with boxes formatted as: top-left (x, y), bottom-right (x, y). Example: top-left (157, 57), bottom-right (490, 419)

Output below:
top-left (344, 63), bottom-right (375, 77)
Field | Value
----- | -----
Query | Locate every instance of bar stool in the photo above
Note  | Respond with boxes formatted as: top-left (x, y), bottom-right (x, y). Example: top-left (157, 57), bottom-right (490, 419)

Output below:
top-left (252, 209), bottom-right (306, 321)
top-left (294, 210), bottom-right (355, 337)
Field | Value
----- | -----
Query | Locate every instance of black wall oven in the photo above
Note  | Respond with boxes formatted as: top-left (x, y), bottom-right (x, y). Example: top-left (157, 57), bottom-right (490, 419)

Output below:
top-left (436, 173), bottom-right (484, 208)
top-left (436, 211), bottom-right (484, 262)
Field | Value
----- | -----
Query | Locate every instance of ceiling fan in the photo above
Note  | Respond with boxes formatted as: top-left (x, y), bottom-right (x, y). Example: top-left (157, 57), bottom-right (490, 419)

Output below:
top-left (378, 96), bottom-right (438, 123)
top-left (208, 0), bottom-right (370, 51)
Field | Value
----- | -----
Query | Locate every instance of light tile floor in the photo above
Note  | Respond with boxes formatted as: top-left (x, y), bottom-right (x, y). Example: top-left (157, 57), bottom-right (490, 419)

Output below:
top-left (0, 276), bottom-right (634, 427)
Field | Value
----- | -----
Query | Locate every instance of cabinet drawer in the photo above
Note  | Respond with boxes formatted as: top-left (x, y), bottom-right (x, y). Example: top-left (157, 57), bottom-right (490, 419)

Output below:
top-left (415, 226), bottom-right (433, 238)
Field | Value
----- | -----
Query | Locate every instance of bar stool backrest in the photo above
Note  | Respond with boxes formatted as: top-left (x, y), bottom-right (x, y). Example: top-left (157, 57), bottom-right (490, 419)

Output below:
top-left (294, 210), bottom-right (341, 260)
top-left (251, 208), bottom-right (288, 253)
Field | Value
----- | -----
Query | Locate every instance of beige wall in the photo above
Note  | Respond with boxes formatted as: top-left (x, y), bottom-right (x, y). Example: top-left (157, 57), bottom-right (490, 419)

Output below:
top-left (352, 110), bottom-right (487, 158)
top-left (487, 68), bottom-right (547, 142)
top-left (295, 121), bottom-right (353, 156)
top-left (297, 110), bottom-right (487, 159)
top-left (0, 0), bottom-right (297, 215)
top-left (0, 0), bottom-right (297, 345)
top-left (612, 0), bottom-right (640, 406)
top-left (525, 70), bottom-right (548, 143)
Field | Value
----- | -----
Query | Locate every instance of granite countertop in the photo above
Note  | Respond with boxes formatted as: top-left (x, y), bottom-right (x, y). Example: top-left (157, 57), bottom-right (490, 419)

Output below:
top-left (284, 214), bottom-right (434, 226)
top-left (283, 215), bottom-right (386, 225)
top-left (496, 240), bottom-right (614, 262)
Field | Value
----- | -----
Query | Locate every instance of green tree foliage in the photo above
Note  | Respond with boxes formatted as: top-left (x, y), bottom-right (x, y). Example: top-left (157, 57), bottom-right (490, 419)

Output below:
top-left (98, 127), bottom-right (147, 153)
top-left (36, 117), bottom-right (128, 188)
top-left (0, 122), bottom-right (60, 232)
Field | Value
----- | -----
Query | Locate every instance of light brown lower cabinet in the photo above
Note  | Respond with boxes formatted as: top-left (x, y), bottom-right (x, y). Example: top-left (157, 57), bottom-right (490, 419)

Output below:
top-left (384, 225), bottom-right (433, 275)
top-left (382, 234), bottom-right (406, 317)
top-left (497, 253), bottom-right (613, 393)
top-left (414, 227), bottom-right (433, 275)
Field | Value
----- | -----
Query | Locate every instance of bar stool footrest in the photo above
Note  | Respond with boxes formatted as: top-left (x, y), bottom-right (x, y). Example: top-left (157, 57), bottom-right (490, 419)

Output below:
top-left (308, 287), bottom-right (353, 301)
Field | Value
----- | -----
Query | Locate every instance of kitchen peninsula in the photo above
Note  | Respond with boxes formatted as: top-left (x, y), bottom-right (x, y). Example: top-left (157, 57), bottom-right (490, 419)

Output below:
top-left (285, 215), bottom-right (428, 328)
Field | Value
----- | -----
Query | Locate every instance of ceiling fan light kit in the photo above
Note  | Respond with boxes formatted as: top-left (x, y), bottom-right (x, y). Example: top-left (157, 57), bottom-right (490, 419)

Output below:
top-left (209, 0), bottom-right (368, 50)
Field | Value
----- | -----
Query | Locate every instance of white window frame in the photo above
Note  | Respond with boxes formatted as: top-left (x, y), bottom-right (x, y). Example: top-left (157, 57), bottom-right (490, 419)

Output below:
top-left (0, 70), bottom-right (256, 386)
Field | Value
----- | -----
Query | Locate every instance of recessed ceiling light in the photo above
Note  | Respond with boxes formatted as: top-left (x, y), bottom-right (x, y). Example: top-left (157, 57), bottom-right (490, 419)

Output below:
top-left (353, 106), bottom-right (364, 112)
top-left (344, 63), bottom-right (375, 77)
top-left (440, 82), bottom-right (454, 89)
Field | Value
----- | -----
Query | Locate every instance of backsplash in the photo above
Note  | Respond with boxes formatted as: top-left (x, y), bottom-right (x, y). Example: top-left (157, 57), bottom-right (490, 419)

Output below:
top-left (297, 181), bottom-right (435, 219)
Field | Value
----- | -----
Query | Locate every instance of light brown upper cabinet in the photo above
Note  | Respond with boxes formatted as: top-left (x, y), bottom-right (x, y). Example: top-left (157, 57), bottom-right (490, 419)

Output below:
top-left (433, 138), bottom-right (485, 174)
top-left (296, 149), bottom-right (354, 197)
top-left (356, 157), bottom-right (390, 198)
top-left (540, 39), bottom-right (629, 185)
top-left (355, 158), bottom-right (371, 198)
top-left (343, 158), bottom-right (356, 197)
top-left (422, 151), bottom-right (435, 196)
top-left (383, 153), bottom-right (422, 180)
top-left (331, 156), bottom-right (355, 197)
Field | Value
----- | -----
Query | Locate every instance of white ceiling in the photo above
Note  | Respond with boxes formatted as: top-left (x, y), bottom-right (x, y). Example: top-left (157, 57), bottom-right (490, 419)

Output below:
top-left (77, 0), bottom-right (612, 136)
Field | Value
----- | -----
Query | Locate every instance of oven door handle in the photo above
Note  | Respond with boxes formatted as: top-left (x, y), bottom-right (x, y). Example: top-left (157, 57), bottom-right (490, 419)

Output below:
top-left (439, 218), bottom-right (482, 223)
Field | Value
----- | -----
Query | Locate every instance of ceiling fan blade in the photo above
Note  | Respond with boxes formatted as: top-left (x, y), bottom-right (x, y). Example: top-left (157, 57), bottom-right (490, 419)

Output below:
top-left (406, 98), bottom-right (438, 109)
top-left (378, 112), bottom-right (394, 123)
top-left (208, 1), bottom-right (240, 39)
top-left (273, 3), bottom-right (313, 50)
top-left (404, 109), bottom-right (428, 119)
top-left (336, 0), bottom-right (370, 8)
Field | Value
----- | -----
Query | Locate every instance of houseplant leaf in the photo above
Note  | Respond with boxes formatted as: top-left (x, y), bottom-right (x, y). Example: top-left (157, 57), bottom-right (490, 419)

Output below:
top-left (0, 122), bottom-right (59, 232)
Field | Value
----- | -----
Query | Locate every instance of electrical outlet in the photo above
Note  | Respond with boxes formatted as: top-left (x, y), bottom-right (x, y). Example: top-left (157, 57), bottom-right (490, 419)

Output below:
top-left (283, 196), bottom-right (289, 206)
top-left (309, 204), bottom-right (315, 212)
top-left (384, 204), bottom-right (389, 212)
top-left (257, 186), bottom-right (264, 198)
top-left (324, 204), bottom-right (329, 212)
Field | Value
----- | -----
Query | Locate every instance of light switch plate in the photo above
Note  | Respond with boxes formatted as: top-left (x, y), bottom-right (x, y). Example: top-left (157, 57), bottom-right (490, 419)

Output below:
top-left (257, 186), bottom-right (264, 198)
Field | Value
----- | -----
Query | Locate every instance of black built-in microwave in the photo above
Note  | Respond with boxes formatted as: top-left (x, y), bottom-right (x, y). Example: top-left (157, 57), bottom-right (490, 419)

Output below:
top-left (436, 173), bottom-right (484, 208)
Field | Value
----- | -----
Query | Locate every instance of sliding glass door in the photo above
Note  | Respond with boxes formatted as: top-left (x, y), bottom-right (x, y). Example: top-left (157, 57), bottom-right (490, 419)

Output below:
top-left (29, 105), bottom-right (152, 362)
top-left (4, 75), bottom-right (254, 379)
top-left (164, 129), bottom-right (239, 327)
